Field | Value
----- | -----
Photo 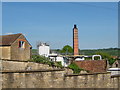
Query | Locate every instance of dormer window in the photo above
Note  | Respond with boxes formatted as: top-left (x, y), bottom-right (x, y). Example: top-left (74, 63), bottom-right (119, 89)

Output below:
top-left (19, 41), bottom-right (25, 48)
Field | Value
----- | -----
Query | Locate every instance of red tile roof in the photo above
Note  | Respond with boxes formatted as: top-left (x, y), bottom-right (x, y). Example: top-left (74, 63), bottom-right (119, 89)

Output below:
top-left (75, 60), bottom-right (107, 73)
top-left (0, 33), bottom-right (22, 46)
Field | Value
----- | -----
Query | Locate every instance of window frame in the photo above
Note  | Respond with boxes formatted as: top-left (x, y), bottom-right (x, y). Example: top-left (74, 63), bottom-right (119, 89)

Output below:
top-left (18, 39), bottom-right (26, 48)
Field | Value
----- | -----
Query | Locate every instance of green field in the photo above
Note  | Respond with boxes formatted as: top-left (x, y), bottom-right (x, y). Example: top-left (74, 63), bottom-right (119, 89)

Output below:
top-left (32, 48), bottom-right (118, 56)
top-left (80, 48), bottom-right (118, 56)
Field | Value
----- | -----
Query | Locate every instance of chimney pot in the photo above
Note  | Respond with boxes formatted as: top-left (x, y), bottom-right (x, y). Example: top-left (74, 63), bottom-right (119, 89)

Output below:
top-left (74, 24), bottom-right (77, 28)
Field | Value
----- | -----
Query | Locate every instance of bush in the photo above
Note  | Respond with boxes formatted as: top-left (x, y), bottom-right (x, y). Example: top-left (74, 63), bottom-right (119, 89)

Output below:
top-left (108, 58), bottom-right (116, 65)
top-left (55, 61), bottom-right (63, 68)
top-left (68, 62), bottom-right (83, 74)
top-left (30, 55), bottom-right (54, 66)
top-left (30, 55), bottom-right (64, 68)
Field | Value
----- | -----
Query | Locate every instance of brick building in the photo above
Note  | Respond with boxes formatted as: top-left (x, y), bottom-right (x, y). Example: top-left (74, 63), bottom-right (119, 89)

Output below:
top-left (0, 33), bottom-right (32, 61)
top-left (73, 24), bottom-right (79, 56)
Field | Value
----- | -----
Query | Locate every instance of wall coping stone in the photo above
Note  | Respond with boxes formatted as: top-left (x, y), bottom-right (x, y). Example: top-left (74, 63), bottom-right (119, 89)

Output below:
top-left (1, 59), bottom-right (57, 66)
top-left (1, 69), bottom-right (65, 74)
top-left (111, 74), bottom-right (120, 78)
top-left (65, 72), bottom-right (111, 77)
top-left (1, 59), bottom-right (31, 62)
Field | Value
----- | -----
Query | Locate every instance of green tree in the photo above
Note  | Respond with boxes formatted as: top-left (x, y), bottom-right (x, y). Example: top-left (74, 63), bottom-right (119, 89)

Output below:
top-left (108, 58), bottom-right (116, 65)
top-left (95, 52), bottom-right (112, 60)
top-left (95, 52), bottom-right (116, 65)
top-left (61, 45), bottom-right (73, 55)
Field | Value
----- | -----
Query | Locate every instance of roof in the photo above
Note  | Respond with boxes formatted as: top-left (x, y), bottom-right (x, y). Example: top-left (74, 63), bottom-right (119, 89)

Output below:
top-left (0, 33), bottom-right (22, 46)
top-left (75, 60), bottom-right (107, 73)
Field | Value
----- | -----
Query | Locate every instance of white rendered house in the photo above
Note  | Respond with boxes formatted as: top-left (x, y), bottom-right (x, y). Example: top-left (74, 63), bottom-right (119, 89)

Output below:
top-left (37, 43), bottom-right (50, 57)
top-left (49, 54), bottom-right (70, 67)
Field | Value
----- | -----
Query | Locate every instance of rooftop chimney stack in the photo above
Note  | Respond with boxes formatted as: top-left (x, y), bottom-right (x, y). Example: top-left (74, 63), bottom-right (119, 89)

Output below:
top-left (73, 24), bottom-right (79, 56)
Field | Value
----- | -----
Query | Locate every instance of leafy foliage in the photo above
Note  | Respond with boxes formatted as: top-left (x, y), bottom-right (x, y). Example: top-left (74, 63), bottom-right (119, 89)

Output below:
top-left (30, 55), bottom-right (63, 68)
top-left (30, 55), bottom-right (54, 66)
top-left (32, 49), bottom-right (38, 55)
top-left (60, 45), bottom-right (73, 55)
top-left (95, 52), bottom-right (116, 65)
top-left (68, 62), bottom-right (83, 74)
top-left (108, 58), bottom-right (116, 65)
top-left (95, 52), bottom-right (112, 60)
top-left (54, 61), bottom-right (63, 68)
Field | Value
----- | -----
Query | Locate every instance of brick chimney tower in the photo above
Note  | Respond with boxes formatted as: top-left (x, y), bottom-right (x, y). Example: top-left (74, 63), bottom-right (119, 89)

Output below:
top-left (73, 24), bottom-right (79, 56)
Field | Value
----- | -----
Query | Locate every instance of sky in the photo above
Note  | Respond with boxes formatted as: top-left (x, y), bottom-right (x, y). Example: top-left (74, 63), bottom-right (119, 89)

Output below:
top-left (1, 0), bottom-right (120, 2)
top-left (2, 2), bottom-right (118, 49)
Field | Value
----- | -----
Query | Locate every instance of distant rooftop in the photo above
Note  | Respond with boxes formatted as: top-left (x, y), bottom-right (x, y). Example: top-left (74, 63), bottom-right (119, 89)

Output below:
top-left (37, 42), bottom-right (49, 47)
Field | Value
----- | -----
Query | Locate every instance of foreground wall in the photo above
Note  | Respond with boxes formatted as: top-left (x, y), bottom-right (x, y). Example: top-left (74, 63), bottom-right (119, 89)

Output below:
top-left (1, 60), bottom-right (120, 88)
top-left (2, 71), bottom-right (120, 88)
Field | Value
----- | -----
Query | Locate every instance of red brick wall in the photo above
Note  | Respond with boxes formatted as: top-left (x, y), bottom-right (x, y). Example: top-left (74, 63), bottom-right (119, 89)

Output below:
top-left (73, 28), bottom-right (79, 56)
top-left (75, 60), bottom-right (107, 73)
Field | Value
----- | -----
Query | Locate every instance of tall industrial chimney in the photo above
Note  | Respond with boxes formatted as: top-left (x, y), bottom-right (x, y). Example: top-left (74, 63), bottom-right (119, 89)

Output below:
top-left (73, 24), bottom-right (79, 56)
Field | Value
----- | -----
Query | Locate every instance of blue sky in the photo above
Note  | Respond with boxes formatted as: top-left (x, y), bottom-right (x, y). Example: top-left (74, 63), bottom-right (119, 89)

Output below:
top-left (2, 2), bottom-right (118, 49)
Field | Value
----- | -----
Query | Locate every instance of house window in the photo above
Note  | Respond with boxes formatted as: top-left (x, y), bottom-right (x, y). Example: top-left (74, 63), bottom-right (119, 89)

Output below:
top-left (116, 63), bottom-right (118, 67)
top-left (19, 41), bottom-right (25, 48)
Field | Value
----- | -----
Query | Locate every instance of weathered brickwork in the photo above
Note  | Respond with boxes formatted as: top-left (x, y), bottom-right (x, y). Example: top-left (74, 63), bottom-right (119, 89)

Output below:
top-left (73, 25), bottom-right (79, 56)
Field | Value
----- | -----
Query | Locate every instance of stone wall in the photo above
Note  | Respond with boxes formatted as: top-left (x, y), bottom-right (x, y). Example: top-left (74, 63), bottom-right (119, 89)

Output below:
top-left (0, 46), bottom-right (11, 60)
top-left (1, 60), bottom-right (120, 89)
top-left (64, 73), bottom-right (119, 88)
top-left (2, 60), bottom-right (53, 71)
top-left (1, 71), bottom-right (120, 88)
top-left (11, 34), bottom-right (31, 61)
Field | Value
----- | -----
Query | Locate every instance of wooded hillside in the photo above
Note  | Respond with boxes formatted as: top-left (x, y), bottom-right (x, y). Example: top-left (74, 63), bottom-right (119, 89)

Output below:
top-left (32, 48), bottom-right (118, 56)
